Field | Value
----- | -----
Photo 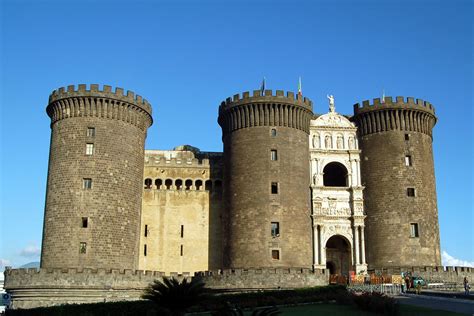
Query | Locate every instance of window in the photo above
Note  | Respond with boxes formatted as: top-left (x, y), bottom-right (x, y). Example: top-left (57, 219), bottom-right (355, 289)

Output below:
top-left (323, 162), bottom-right (348, 187)
top-left (180, 245), bottom-right (183, 256)
top-left (405, 133), bottom-right (410, 141)
top-left (175, 179), bottom-right (183, 190)
top-left (205, 180), bottom-right (212, 191)
top-left (271, 222), bottom-right (280, 237)
top-left (83, 178), bottom-right (92, 189)
top-left (144, 244), bottom-right (147, 256)
top-left (144, 224), bottom-right (148, 237)
top-left (271, 128), bottom-right (277, 137)
top-left (79, 242), bottom-right (87, 254)
top-left (271, 250), bottom-right (280, 260)
top-left (82, 217), bottom-right (88, 228)
top-left (144, 178), bottom-right (152, 189)
top-left (407, 188), bottom-right (415, 197)
top-left (410, 223), bottom-right (419, 237)
top-left (271, 150), bottom-right (278, 161)
top-left (85, 143), bottom-right (94, 155)
top-left (185, 179), bottom-right (192, 190)
top-left (181, 225), bottom-right (184, 238)
top-left (271, 182), bottom-right (278, 194)
top-left (87, 127), bottom-right (95, 137)
top-left (405, 155), bottom-right (412, 166)
top-left (195, 180), bottom-right (203, 190)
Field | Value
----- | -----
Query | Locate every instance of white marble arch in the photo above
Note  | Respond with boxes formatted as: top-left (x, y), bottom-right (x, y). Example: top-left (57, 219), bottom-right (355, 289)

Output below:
top-left (310, 107), bottom-right (367, 274)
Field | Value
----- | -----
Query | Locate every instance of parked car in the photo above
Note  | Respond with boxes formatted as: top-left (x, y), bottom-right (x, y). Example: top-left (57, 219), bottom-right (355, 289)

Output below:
top-left (411, 276), bottom-right (426, 287)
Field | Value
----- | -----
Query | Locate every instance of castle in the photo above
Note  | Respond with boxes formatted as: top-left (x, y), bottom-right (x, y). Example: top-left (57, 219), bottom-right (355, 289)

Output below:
top-left (6, 83), bottom-right (470, 309)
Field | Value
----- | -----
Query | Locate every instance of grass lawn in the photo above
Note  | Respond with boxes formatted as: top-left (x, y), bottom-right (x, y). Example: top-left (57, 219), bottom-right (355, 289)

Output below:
top-left (234, 303), bottom-right (467, 315)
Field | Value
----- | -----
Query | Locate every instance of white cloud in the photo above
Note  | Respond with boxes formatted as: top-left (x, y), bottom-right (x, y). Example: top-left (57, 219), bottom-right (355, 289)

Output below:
top-left (0, 259), bottom-right (11, 269)
top-left (442, 250), bottom-right (474, 267)
top-left (19, 245), bottom-right (41, 258)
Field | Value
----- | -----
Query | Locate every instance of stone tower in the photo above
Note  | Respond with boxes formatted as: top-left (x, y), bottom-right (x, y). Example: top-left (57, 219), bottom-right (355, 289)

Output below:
top-left (41, 84), bottom-right (153, 270)
top-left (218, 90), bottom-right (314, 268)
top-left (352, 97), bottom-right (440, 268)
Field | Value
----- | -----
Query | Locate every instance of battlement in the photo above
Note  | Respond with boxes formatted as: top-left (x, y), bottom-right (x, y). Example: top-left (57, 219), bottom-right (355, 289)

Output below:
top-left (49, 84), bottom-right (152, 115)
top-left (5, 267), bottom-right (165, 277)
top-left (196, 267), bottom-right (326, 276)
top-left (353, 96), bottom-right (435, 116)
top-left (220, 90), bottom-right (313, 111)
top-left (144, 150), bottom-right (223, 167)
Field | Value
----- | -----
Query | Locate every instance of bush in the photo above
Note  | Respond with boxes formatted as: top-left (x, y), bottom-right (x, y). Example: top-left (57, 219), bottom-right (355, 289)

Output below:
top-left (352, 292), bottom-right (399, 315)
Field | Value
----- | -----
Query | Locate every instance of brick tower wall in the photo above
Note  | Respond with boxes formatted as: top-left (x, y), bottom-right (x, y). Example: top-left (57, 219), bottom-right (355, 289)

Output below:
top-left (352, 97), bottom-right (440, 268)
top-left (41, 84), bottom-right (153, 269)
top-left (218, 90), bottom-right (314, 268)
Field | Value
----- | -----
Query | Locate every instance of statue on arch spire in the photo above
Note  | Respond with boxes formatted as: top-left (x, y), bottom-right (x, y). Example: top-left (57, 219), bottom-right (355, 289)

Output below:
top-left (327, 94), bottom-right (335, 113)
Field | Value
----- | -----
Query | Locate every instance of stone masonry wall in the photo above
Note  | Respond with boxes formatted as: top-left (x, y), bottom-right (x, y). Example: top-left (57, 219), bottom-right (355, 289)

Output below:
top-left (196, 268), bottom-right (329, 290)
top-left (4, 268), bottom-right (166, 309)
top-left (139, 150), bottom-right (224, 274)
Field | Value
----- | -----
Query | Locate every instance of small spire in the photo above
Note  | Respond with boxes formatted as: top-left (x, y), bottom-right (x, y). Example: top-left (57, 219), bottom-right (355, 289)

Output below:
top-left (260, 77), bottom-right (266, 95)
top-left (382, 88), bottom-right (385, 103)
top-left (298, 77), bottom-right (302, 96)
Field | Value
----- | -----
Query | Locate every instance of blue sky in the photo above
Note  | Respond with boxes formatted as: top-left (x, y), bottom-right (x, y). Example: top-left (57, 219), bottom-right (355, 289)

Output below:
top-left (0, 0), bottom-right (472, 270)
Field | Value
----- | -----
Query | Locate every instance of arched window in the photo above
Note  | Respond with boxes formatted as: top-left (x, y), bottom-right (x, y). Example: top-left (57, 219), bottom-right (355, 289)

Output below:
top-left (195, 180), bottom-right (203, 190)
top-left (144, 178), bottom-right (152, 189)
top-left (185, 179), bottom-right (192, 190)
top-left (205, 180), bottom-right (212, 191)
top-left (155, 179), bottom-right (162, 190)
top-left (175, 179), bottom-right (183, 190)
top-left (323, 162), bottom-right (348, 187)
top-left (165, 179), bottom-right (172, 190)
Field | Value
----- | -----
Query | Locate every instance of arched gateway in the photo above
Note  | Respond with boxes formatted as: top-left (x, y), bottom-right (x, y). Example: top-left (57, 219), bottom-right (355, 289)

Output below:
top-left (325, 235), bottom-right (351, 275)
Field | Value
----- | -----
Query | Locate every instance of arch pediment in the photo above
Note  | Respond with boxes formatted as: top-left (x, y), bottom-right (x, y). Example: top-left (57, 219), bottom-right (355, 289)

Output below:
top-left (311, 112), bottom-right (355, 128)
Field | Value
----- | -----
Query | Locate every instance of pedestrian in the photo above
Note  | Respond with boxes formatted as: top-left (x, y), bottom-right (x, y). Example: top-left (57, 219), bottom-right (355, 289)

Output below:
top-left (416, 282), bottom-right (422, 295)
top-left (405, 274), bottom-right (410, 292)
top-left (464, 277), bottom-right (470, 296)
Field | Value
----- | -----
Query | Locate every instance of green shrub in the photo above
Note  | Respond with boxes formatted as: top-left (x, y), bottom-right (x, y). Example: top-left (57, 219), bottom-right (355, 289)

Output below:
top-left (352, 292), bottom-right (399, 315)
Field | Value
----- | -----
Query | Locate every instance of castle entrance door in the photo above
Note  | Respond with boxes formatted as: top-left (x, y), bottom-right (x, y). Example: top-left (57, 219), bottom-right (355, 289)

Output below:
top-left (325, 235), bottom-right (351, 277)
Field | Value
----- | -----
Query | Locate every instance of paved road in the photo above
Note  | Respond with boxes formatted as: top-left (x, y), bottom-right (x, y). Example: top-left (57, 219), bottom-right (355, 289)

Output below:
top-left (397, 293), bottom-right (474, 315)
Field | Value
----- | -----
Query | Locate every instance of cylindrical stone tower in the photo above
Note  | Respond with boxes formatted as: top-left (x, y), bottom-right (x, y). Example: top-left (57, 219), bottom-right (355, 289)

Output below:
top-left (41, 84), bottom-right (153, 269)
top-left (218, 90), bottom-right (314, 268)
top-left (352, 96), bottom-right (440, 268)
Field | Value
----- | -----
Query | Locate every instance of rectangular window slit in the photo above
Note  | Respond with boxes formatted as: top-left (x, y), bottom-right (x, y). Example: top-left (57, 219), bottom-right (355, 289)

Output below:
top-left (271, 150), bottom-right (278, 161)
top-left (82, 217), bottom-right (88, 228)
top-left (144, 244), bottom-right (147, 256)
top-left (83, 178), bottom-right (92, 189)
top-left (410, 223), bottom-right (419, 237)
top-left (79, 242), bottom-right (87, 254)
top-left (87, 127), bottom-right (95, 137)
top-left (405, 155), bottom-right (412, 166)
top-left (180, 245), bottom-right (183, 256)
top-left (144, 224), bottom-right (148, 237)
top-left (271, 222), bottom-right (280, 237)
top-left (181, 225), bottom-right (184, 238)
top-left (271, 182), bottom-right (278, 194)
top-left (86, 143), bottom-right (94, 155)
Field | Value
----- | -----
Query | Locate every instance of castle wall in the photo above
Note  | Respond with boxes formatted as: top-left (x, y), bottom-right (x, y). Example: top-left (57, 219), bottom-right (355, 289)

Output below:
top-left (4, 268), bottom-right (166, 309)
top-left (138, 150), bottom-right (224, 274)
top-left (41, 84), bottom-right (152, 270)
top-left (196, 268), bottom-right (329, 289)
top-left (352, 97), bottom-right (440, 268)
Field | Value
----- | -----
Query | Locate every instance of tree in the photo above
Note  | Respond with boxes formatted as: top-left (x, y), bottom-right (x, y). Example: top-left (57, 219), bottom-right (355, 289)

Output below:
top-left (142, 277), bottom-right (207, 316)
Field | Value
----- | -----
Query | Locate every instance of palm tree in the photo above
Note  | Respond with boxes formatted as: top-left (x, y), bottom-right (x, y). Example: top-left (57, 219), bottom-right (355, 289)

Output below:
top-left (142, 276), bottom-right (207, 316)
